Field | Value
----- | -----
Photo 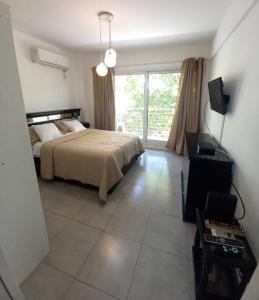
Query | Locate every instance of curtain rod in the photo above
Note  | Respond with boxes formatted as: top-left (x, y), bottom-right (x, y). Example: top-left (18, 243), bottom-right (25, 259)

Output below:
top-left (116, 60), bottom-right (183, 68)
top-left (116, 57), bottom-right (205, 68)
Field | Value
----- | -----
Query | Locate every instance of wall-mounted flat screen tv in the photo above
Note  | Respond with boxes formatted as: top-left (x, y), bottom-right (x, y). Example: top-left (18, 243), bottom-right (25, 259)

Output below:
top-left (208, 77), bottom-right (229, 115)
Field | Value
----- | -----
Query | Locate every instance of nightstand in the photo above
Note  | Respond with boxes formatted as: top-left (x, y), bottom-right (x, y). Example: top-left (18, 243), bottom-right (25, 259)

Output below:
top-left (81, 121), bottom-right (90, 128)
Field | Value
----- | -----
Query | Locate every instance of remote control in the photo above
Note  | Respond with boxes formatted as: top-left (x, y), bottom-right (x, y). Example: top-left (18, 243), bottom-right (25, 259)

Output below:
top-left (204, 234), bottom-right (245, 248)
top-left (223, 245), bottom-right (240, 254)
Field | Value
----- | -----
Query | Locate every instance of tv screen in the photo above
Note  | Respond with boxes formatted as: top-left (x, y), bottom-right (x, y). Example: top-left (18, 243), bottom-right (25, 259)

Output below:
top-left (208, 77), bottom-right (227, 115)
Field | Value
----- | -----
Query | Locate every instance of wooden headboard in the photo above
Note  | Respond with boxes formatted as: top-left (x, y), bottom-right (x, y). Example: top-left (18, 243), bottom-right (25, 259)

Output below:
top-left (26, 108), bottom-right (81, 126)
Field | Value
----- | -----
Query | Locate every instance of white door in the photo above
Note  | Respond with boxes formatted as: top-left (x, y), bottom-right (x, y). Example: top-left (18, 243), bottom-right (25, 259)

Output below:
top-left (0, 278), bottom-right (13, 300)
top-left (145, 72), bottom-right (181, 147)
top-left (0, 0), bottom-right (48, 289)
top-left (0, 279), bottom-right (12, 300)
top-left (0, 245), bottom-right (25, 300)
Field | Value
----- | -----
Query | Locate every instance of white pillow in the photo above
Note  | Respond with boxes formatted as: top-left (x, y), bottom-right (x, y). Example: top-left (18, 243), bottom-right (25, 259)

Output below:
top-left (62, 119), bottom-right (85, 132)
top-left (32, 123), bottom-right (62, 143)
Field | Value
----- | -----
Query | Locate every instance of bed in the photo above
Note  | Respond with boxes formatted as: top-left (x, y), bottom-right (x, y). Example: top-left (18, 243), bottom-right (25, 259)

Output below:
top-left (27, 108), bottom-right (144, 201)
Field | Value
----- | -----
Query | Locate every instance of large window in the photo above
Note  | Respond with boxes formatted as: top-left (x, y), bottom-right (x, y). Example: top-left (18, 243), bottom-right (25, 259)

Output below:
top-left (115, 71), bottom-right (181, 146)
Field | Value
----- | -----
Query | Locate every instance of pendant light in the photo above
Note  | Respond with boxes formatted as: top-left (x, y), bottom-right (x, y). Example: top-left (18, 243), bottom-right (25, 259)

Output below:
top-left (104, 15), bottom-right (117, 68)
top-left (96, 13), bottom-right (108, 77)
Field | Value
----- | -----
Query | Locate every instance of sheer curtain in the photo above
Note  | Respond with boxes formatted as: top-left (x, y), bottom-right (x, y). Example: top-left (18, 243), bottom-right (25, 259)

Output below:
top-left (167, 58), bottom-right (204, 155)
top-left (92, 67), bottom-right (116, 131)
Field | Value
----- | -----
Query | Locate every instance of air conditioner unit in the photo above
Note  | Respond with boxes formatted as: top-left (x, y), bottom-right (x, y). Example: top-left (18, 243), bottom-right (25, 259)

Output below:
top-left (32, 48), bottom-right (69, 71)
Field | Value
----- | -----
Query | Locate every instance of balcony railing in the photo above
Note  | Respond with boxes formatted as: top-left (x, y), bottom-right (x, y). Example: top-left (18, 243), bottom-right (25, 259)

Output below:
top-left (116, 107), bottom-right (176, 141)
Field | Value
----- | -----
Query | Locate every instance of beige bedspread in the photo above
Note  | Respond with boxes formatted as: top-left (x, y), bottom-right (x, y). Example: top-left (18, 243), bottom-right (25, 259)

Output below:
top-left (40, 129), bottom-right (144, 201)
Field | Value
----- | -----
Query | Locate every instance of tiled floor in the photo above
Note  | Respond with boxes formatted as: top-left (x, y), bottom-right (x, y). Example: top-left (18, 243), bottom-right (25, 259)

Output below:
top-left (21, 149), bottom-right (196, 300)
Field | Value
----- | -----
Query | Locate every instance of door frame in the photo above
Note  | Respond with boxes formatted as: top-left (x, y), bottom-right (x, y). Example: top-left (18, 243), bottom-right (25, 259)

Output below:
top-left (115, 65), bottom-right (181, 149)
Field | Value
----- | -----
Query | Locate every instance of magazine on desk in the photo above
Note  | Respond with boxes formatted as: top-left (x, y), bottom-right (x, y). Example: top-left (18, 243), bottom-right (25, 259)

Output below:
top-left (205, 219), bottom-right (246, 237)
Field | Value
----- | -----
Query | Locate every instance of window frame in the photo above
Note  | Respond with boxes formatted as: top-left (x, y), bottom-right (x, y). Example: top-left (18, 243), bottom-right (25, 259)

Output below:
top-left (115, 64), bottom-right (181, 148)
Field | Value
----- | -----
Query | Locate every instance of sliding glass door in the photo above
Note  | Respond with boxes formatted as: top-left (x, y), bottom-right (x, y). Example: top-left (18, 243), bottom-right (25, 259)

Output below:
top-left (147, 72), bottom-right (180, 143)
top-left (115, 71), bottom-right (180, 147)
top-left (115, 74), bottom-right (145, 138)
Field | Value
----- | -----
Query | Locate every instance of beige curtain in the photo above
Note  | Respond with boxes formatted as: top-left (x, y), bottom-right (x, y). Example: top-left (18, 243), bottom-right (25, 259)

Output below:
top-left (92, 67), bottom-right (116, 131)
top-left (167, 57), bottom-right (204, 155)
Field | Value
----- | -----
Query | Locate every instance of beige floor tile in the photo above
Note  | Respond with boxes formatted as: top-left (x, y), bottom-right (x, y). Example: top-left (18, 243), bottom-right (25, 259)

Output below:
top-left (143, 212), bottom-right (188, 258)
top-left (140, 151), bottom-right (166, 164)
top-left (44, 211), bottom-right (68, 240)
top-left (84, 188), bottom-right (122, 204)
top-left (105, 205), bottom-right (150, 242)
top-left (132, 160), bottom-right (163, 174)
top-left (127, 246), bottom-right (190, 300)
top-left (45, 221), bottom-right (101, 276)
top-left (77, 233), bottom-right (141, 300)
top-left (152, 190), bottom-right (181, 218)
top-left (40, 180), bottom-right (85, 200)
top-left (157, 174), bottom-right (181, 194)
top-left (118, 184), bottom-right (155, 209)
top-left (33, 151), bottom-right (194, 300)
top-left (128, 172), bottom-right (160, 188)
top-left (110, 178), bottom-right (131, 195)
top-left (40, 183), bottom-right (86, 218)
top-left (163, 153), bottom-right (184, 167)
top-left (21, 263), bottom-right (73, 300)
top-left (161, 161), bottom-right (183, 177)
top-left (144, 149), bottom-right (168, 157)
top-left (73, 195), bottom-right (120, 229)
top-left (63, 280), bottom-right (116, 300)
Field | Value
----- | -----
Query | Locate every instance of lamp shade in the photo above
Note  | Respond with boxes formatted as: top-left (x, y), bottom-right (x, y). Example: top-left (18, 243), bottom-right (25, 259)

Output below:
top-left (96, 62), bottom-right (108, 76)
top-left (104, 48), bottom-right (117, 67)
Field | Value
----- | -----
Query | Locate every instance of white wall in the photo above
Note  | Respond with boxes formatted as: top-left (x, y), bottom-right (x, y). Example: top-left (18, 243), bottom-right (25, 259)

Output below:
top-left (212, 0), bottom-right (257, 57)
top-left (204, 1), bottom-right (259, 298)
top-left (242, 265), bottom-right (259, 300)
top-left (76, 41), bottom-right (212, 127)
top-left (0, 2), bottom-right (49, 285)
top-left (13, 30), bottom-right (78, 113)
top-left (116, 42), bottom-right (212, 67)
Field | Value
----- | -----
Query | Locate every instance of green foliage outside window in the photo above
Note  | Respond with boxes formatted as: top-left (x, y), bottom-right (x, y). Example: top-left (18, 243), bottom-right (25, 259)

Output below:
top-left (116, 72), bottom-right (181, 140)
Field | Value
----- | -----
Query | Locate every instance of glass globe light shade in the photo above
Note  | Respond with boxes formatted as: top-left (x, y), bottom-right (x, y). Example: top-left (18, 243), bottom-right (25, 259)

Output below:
top-left (96, 62), bottom-right (108, 76)
top-left (104, 51), bottom-right (117, 68)
top-left (105, 48), bottom-right (117, 59)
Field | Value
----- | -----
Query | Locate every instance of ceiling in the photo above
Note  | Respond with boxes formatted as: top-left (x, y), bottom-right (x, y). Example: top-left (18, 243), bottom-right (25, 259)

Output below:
top-left (3, 0), bottom-right (232, 52)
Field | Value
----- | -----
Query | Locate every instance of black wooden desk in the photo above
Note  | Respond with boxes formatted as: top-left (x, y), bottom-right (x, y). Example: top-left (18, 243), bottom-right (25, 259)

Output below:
top-left (182, 133), bottom-right (233, 222)
top-left (193, 210), bottom-right (257, 300)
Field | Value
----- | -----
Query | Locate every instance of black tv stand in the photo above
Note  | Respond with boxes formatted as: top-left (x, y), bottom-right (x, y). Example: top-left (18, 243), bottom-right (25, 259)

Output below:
top-left (193, 209), bottom-right (257, 299)
top-left (197, 141), bottom-right (216, 156)
top-left (182, 133), bottom-right (233, 223)
top-left (224, 94), bottom-right (230, 104)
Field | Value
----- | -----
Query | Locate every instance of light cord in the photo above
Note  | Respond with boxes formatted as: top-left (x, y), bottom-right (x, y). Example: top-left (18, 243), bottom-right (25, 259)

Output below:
top-left (109, 18), bottom-right (111, 49)
top-left (99, 17), bottom-right (103, 60)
